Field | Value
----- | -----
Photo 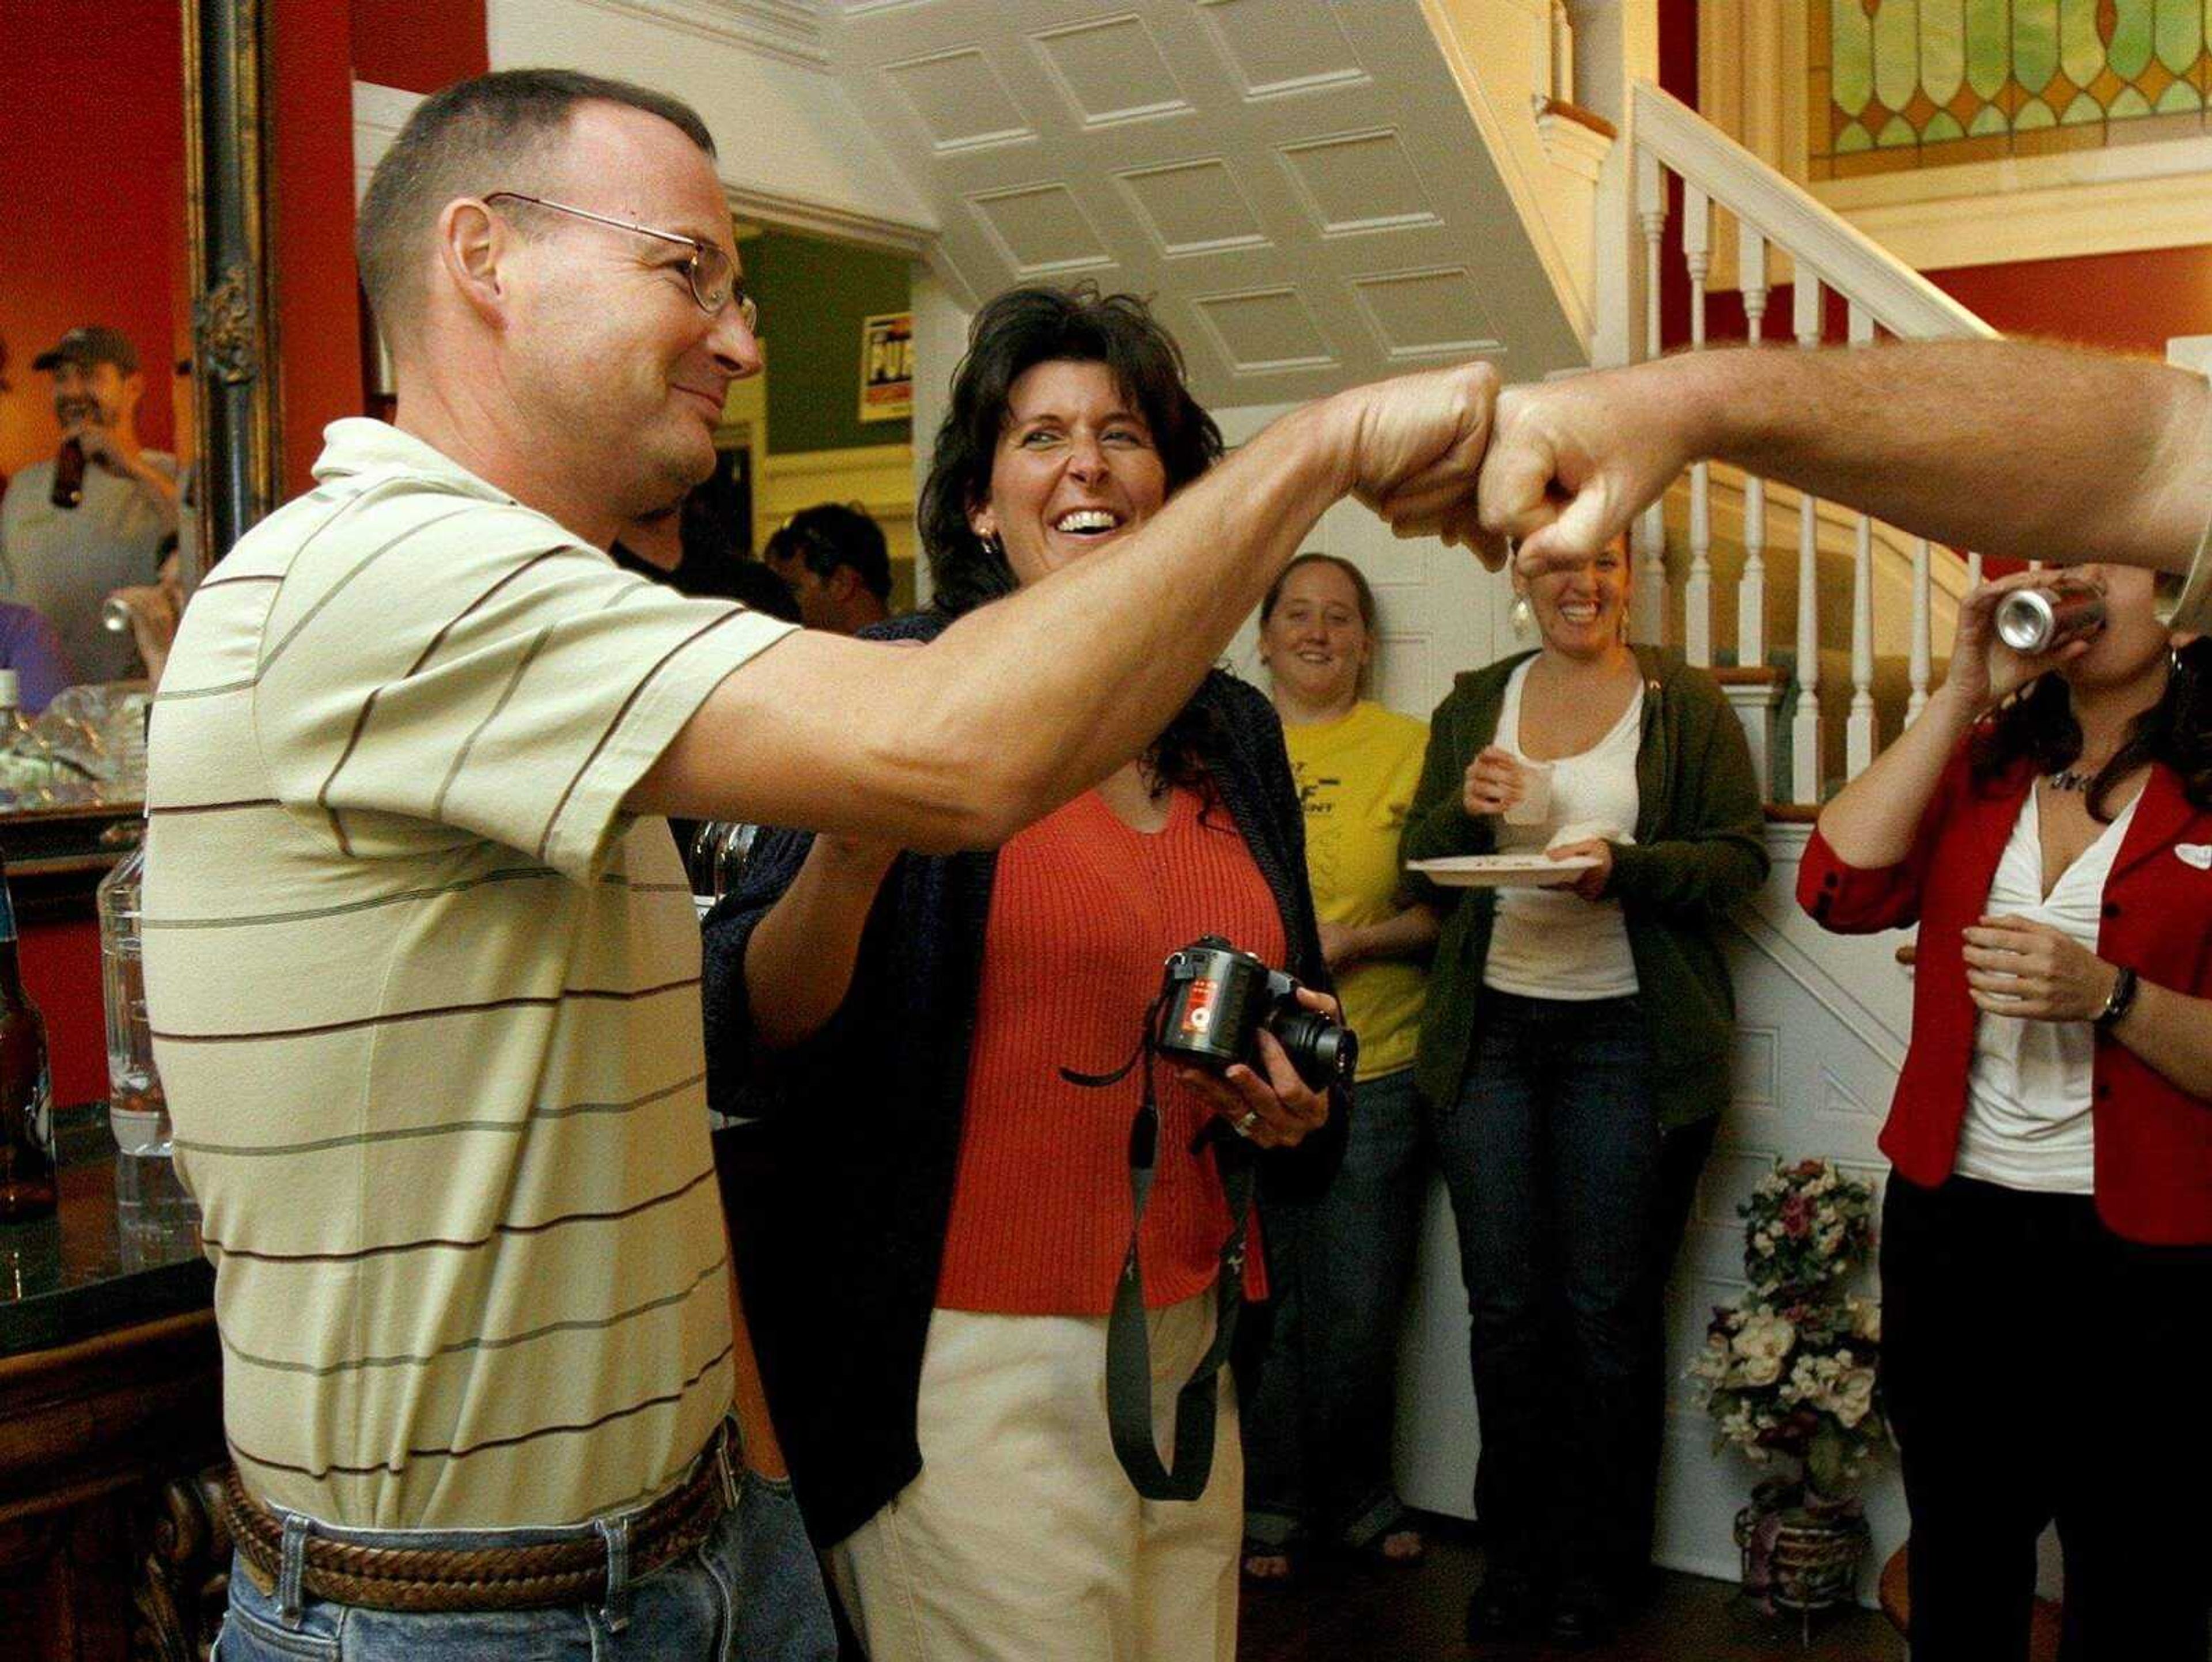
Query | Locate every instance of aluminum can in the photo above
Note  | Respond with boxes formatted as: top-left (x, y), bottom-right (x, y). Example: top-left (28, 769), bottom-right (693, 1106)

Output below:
top-left (1995, 586), bottom-right (2105, 654)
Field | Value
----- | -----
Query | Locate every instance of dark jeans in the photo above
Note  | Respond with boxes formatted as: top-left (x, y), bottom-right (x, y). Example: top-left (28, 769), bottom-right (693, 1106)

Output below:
top-left (1433, 991), bottom-right (1658, 1599)
top-left (1883, 1174), bottom-right (2212, 1662)
top-left (1243, 1065), bottom-right (1428, 1550)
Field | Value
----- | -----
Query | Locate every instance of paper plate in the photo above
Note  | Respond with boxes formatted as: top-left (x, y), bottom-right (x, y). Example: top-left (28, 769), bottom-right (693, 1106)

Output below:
top-left (1407, 853), bottom-right (1600, 888)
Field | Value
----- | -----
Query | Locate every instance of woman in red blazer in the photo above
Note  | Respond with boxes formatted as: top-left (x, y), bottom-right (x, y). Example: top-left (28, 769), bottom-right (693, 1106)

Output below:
top-left (1798, 564), bottom-right (2212, 1662)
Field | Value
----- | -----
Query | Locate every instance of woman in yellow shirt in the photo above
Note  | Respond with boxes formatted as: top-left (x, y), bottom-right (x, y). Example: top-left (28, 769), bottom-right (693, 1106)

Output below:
top-left (1243, 553), bottom-right (1439, 1578)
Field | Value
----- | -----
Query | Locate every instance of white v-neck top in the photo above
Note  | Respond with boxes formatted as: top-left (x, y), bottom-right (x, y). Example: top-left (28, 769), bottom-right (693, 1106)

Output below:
top-left (1953, 786), bottom-right (2141, 1194)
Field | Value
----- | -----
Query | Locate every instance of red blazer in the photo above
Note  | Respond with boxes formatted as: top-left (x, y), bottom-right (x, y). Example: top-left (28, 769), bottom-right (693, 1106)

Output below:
top-left (1798, 746), bottom-right (2212, 1244)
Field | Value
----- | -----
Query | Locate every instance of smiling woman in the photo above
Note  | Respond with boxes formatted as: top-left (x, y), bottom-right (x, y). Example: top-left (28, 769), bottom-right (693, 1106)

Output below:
top-left (704, 283), bottom-right (1350, 1662)
top-left (1243, 551), bottom-right (1440, 1580)
top-left (1399, 537), bottom-right (1769, 1642)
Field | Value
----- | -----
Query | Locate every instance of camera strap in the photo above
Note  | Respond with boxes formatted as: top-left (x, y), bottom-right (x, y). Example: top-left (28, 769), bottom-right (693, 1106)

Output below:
top-left (1060, 997), bottom-right (1255, 1504)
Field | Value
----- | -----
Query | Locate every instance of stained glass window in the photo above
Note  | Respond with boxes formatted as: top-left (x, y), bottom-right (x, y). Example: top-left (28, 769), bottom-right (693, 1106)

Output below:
top-left (1811, 0), bottom-right (2212, 179)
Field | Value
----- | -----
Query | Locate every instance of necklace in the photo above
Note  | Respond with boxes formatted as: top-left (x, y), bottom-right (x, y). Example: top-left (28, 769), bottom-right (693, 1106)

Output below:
top-left (2047, 754), bottom-right (2119, 793)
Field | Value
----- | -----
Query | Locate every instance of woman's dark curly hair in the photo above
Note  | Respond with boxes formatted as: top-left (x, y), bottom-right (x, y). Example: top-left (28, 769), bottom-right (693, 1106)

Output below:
top-left (920, 284), bottom-right (1229, 797)
top-left (1971, 637), bottom-right (2212, 819)
top-left (920, 284), bottom-right (1224, 612)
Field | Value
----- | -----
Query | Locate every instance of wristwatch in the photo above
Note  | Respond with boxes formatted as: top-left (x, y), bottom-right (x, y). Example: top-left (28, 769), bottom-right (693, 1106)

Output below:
top-left (2093, 965), bottom-right (2140, 1031)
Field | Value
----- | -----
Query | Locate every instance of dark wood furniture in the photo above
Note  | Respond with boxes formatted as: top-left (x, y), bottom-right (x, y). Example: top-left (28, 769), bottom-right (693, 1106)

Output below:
top-left (0, 1108), bottom-right (224, 1661)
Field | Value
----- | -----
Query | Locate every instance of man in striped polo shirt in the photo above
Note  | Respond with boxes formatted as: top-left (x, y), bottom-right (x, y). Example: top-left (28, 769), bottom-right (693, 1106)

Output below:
top-left (146, 69), bottom-right (1506, 1660)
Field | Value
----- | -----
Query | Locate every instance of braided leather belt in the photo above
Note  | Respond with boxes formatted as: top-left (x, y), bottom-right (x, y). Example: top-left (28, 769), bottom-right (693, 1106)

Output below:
top-left (218, 1434), bottom-right (734, 1614)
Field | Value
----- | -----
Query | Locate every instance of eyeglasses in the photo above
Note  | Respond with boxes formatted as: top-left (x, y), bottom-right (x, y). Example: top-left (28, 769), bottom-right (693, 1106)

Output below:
top-left (483, 192), bottom-right (758, 330)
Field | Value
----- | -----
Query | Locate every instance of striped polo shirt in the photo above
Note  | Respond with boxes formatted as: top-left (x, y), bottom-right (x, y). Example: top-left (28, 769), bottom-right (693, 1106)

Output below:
top-left (143, 419), bottom-right (795, 1530)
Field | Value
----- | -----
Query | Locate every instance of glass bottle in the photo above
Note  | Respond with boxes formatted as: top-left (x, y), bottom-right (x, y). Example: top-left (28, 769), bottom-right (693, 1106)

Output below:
top-left (99, 824), bottom-right (167, 1157)
top-left (49, 437), bottom-right (86, 510)
top-left (0, 853), bottom-right (56, 1221)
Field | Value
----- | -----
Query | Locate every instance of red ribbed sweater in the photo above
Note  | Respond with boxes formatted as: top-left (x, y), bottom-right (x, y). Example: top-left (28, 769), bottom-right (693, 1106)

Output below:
top-left (935, 785), bottom-right (1285, 1314)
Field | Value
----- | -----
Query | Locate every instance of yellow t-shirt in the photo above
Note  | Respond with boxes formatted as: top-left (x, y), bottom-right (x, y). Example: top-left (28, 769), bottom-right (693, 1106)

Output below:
top-left (1282, 700), bottom-right (1430, 1079)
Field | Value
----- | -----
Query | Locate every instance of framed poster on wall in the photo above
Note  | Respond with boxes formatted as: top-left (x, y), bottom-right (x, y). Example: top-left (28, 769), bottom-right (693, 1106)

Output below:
top-left (858, 311), bottom-right (914, 423)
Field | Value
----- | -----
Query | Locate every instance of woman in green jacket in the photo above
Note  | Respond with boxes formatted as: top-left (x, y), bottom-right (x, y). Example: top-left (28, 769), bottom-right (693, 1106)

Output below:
top-left (1402, 544), bottom-right (1767, 1645)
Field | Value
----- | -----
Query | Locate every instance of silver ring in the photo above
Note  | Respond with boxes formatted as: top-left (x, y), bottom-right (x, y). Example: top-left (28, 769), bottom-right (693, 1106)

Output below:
top-left (1234, 1110), bottom-right (1261, 1137)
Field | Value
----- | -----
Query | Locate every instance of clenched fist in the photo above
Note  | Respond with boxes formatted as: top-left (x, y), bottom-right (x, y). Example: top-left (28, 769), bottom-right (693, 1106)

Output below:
top-left (1478, 368), bottom-right (1704, 578)
top-left (1325, 361), bottom-right (1509, 567)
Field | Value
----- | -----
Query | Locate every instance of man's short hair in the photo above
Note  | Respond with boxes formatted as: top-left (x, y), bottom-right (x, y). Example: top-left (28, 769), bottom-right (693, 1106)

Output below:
top-left (357, 69), bottom-right (717, 343)
top-left (764, 503), bottom-right (892, 602)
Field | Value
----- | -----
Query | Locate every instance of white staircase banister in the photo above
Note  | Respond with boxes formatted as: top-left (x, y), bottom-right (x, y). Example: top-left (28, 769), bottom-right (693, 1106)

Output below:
top-left (1628, 82), bottom-right (1998, 344)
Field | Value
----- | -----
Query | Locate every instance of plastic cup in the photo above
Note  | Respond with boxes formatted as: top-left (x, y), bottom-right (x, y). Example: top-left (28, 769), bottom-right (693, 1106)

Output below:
top-left (1504, 758), bottom-right (1555, 826)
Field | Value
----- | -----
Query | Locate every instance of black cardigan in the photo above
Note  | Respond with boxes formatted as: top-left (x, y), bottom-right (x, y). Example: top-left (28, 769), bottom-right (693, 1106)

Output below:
top-left (701, 608), bottom-right (1346, 1546)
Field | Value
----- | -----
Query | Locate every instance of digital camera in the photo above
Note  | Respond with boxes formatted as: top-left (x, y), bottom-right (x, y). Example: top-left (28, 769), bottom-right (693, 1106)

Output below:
top-left (1156, 936), bottom-right (1356, 1091)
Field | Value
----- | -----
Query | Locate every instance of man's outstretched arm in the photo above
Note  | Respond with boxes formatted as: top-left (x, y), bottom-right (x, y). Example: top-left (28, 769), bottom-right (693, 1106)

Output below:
top-left (1475, 340), bottom-right (2212, 580)
top-left (630, 361), bottom-right (1500, 852)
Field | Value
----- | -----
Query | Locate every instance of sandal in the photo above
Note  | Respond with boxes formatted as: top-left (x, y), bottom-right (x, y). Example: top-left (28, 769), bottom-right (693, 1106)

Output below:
top-left (1368, 1524), bottom-right (1426, 1565)
top-left (1341, 1519), bottom-right (1426, 1568)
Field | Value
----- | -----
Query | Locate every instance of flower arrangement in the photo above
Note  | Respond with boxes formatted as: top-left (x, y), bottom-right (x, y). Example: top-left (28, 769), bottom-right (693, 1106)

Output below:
top-left (1740, 1156), bottom-right (1873, 1298)
top-left (1693, 1159), bottom-right (1885, 1501)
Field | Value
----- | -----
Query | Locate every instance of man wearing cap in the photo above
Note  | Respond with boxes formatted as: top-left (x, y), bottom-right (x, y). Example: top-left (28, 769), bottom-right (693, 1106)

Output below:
top-left (0, 325), bottom-right (179, 683)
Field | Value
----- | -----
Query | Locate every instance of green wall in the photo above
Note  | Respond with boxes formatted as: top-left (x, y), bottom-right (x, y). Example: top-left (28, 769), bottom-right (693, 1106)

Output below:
top-left (745, 229), bottom-right (912, 455)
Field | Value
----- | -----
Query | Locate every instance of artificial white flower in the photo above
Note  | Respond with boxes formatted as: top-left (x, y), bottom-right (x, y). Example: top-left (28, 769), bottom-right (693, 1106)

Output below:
top-left (1731, 1311), bottom-right (1796, 1387)
top-left (1846, 1297), bottom-right (1881, 1343)
top-left (1828, 1366), bottom-right (1877, 1428)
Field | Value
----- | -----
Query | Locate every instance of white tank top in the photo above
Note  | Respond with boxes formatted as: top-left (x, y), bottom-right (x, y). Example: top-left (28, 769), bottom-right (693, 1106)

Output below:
top-left (1482, 657), bottom-right (1643, 1001)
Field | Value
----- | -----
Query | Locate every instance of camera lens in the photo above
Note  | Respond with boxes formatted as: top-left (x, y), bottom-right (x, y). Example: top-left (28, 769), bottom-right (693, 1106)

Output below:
top-left (1270, 1009), bottom-right (1357, 1089)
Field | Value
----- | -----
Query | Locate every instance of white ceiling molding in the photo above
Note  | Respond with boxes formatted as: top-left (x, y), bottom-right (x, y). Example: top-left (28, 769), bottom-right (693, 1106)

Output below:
top-left (560, 0), bottom-right (832, 70)
top-left (724, 181), bottom-right (935, 255)
top-left (489, 0), bottom-right (937, 248)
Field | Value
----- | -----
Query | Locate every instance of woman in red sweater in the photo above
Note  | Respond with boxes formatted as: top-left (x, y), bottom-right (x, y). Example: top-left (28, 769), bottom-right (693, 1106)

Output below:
top-left (710, 286), bottom-right (1343, 1662)
top-left (1798, 565), bottom-right (2212, 1661)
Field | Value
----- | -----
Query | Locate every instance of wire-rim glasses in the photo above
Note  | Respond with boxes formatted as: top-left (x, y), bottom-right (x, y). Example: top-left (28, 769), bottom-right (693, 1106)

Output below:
top-left (483, 192), bottom-right (757, 330)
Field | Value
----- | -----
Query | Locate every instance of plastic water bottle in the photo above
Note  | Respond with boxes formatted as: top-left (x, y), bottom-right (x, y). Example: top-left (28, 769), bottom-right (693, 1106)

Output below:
top-left (97, 830), bottom-right (168, 1158)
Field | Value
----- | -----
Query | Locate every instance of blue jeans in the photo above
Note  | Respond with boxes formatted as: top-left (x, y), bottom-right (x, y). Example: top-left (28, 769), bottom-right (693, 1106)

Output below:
top-left (1431, 992), bottom-right (1657, 1598)
top-left (1243, 1065), bottom-right (1427, 1550)
top-left (215, 1463), bottom-right (838, 1661)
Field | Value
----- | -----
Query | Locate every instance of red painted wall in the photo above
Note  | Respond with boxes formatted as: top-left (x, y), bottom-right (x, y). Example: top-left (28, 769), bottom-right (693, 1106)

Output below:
top-left (2, 2), bottom-right (486, 1099)
top-left (1926, 247), bottom-right (2212, 357)
top-left (271, 0), bottom-right (367, 497)
top-left (0, 0), bottom-right (184, 482)
top-left (351, 0), bottom-right (487, 93)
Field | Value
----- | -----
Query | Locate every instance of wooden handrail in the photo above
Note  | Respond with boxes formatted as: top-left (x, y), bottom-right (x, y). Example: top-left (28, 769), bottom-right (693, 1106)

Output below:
top-left (1539, 96), bottom-right (1616, 141)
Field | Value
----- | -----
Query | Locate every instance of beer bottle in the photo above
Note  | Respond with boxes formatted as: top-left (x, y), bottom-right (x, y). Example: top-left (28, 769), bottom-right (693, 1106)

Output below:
top-left (0, 854), bottom-right (56, 1221)
top-left (49, 437), bottom-right (86, 510)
